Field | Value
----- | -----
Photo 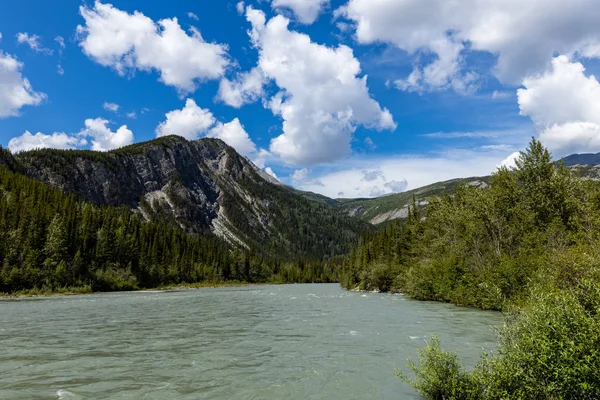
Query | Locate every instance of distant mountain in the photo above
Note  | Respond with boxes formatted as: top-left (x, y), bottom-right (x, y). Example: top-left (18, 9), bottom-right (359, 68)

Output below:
top-left (561, 152), bottom-right (600, 166)
top-left (336, 177), bottom-right (489, 225)
top-left (337, 152), bottom-right (600, 225)
top-left (11, 136), bottom-right (368, 260)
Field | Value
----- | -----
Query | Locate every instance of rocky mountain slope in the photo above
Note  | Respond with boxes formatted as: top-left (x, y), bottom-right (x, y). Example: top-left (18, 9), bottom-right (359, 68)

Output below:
top-left (335, 177), bottom-right (489, 225)
top-left (11, 136), bottom-right (368, 259)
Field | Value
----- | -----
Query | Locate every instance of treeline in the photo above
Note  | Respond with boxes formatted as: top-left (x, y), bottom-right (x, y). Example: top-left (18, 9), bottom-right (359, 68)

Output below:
top-left (341, 139), bottom-right (600, 310)
top-left (341, 139), bottom-right (600, 398)
top-left (0, 165), bottom-right (339, 294)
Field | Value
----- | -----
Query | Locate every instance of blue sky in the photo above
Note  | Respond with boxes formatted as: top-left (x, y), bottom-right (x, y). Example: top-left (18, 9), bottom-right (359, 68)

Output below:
top-left (1, 0), bottom-right (600, 198)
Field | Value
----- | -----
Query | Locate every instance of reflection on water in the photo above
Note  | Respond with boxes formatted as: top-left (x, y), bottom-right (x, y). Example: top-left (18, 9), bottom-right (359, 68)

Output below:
top-left (0, 284), bottom-right (503, 399)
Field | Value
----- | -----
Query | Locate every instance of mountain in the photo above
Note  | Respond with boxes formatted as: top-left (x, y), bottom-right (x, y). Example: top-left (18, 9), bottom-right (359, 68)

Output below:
top-left (336, 177), bottom-right (489, 225)
top-left (336, 154), bottom-right (600, 225)
top-left (561, 152), bottom-right (600, 166)
top-left (11, 136), bottom-right (368, 260)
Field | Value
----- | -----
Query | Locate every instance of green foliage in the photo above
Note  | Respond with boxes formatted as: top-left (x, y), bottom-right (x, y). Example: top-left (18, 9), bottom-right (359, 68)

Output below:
top-left (396, 335), bottom-right (481, 400)
top-left (341, 138), bottom-right (600, 310)
top-left (404, 277), bottom-right (600, 399)
top-left (0, 165), bottom-right (339, 294)
top-left (389, 138), bottom-right (600, 398)
top-left (14, 136), bottom-right (366, 261)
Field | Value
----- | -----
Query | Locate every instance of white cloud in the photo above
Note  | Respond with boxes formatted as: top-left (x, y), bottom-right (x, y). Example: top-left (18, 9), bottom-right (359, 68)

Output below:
top-left (518, 56), bottom-right (600, 157)
top-left (103, 102), bottom-right (120, 112)
top-left (208, 118), bottom-right (256, 155)
top-left (362, 169), bottom-right (384, 182)
top-left (271, 0), bottom-right (329, 24)
top-left (0, 51), bottom-right (46, 118)
top-left (292, 149), bottom-right (508, 198)
top-left (217, 67), bottom-right (264, 108)
top-left (16, 33), bottom-right (53, 55)
top-left (55, 36), bottom-right (65, 49)
top-left (155, 99), bottom-right (260, 156)
top-left (187, 12), bottom-right (199, 21)
top-left (492, 90), bottom-right (511, 100)
top-left (250, 148), bottom-right (272, 169)
top-left (236, 2), bottom-right (245, 15)
top-left (395, 38), bottom-right (478, 94)
top-left (77, 1), bottom-right (229, 93)
top-left (57, 65), bottom-right (65, 75)
top-left (8, 131), bottom-right (84, 153)
top-left (539, 122), bottom-right (600, 157)
top-left (244, 8), bottom-right (395, 166)
top-left (126, 111), bottom-right (137, 119)
top-left (291, 168), bottom-right (309, 182)
top-left (384, 179), bottom-right (408, 193)
top-left (156, 99), bottom-right (215, 140)
top-left (290, 168), bottom-right (324, 186)
top-left (80, 117), bottom-right (134, 151)
top-left (8, 118), bottom-right (133, 153)
top-left (265, 167), bottom-right (278, 180)
top-left (364, 137), bottom-right (376, 149)
top-left (337, 0), bottom-right (600, 90)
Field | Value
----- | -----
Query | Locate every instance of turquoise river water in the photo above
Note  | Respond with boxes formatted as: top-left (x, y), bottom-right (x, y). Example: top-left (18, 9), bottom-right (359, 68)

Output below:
top-left (0, 284), bottom-right (503, 399)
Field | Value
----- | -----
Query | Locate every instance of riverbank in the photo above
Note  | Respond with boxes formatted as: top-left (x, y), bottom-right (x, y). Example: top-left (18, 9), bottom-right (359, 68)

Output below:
top-left (0, 281), bottom-right (264, 299)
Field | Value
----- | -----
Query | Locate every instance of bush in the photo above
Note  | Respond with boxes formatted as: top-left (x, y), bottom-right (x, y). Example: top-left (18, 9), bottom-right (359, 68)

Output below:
top-left (402, 283), bottom-right (600, 399)
top-left (396, 335), bottom-right (481, 400)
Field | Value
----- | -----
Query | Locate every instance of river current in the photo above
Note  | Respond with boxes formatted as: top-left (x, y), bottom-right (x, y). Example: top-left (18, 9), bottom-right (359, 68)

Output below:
top-left (0, 284), bottom-right (503, 399)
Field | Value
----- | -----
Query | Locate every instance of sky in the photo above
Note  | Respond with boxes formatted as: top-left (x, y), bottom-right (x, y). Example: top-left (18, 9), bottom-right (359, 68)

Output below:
top-left (2, 0), bottom-right (600, 198)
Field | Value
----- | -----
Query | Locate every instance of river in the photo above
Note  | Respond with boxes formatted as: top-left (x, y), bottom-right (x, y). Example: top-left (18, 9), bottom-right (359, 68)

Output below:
top-left (0, 284), bottom-right (503, 399)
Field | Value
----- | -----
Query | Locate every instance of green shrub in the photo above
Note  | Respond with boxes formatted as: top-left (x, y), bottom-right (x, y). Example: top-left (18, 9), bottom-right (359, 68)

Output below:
top-left (402, 283), bottom-right (600, 399)
top-left (396, 335), bottom-right (481, 400)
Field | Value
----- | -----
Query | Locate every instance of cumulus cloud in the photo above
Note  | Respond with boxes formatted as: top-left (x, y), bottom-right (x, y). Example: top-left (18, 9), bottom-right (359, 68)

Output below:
top-left (103, 102), bottom-right (120, 112)
top-left (271, 0), bottom-right (329, 24)
top-left (16, 33), bottom-right (53, 55)
top-left (8, 118), bottom-right (132, 153)
top-left (0, 52), bottom-right (46, 118)
top-left (187, 12), bottom-right (199, 21)
top-left (8, 131), bottom-right (85, 153)
top-left (518, 56), bottom-right (600, 157)
top-left (156, 99), bottom-right (216, 140)
top-left (155, 99), bottom-right (259, 156)
top-left (80, 118), bottom-right (134, 151)
top-left (242, 8), bottom-right (395, 166)
top-left (76, 1), bottom-right (229, 93)
top-left (337, 0), bottom-right (600, 91)
top-left (208, 118), bottom-right (256, 155)
top-left (217, 67), bottom-right (264, 108)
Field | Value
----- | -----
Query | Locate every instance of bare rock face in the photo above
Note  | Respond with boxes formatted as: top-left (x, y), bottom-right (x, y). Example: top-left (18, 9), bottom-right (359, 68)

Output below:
top-left (13, 136), bottom-right (365, 258)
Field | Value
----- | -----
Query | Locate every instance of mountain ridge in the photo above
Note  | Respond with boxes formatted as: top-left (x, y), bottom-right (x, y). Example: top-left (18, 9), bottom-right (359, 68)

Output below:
top-left (10, 136), bottom-right (368, 260)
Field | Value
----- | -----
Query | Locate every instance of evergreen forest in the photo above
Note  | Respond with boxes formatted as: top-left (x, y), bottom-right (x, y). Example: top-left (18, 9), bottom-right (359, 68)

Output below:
top-left (0, 162), bottom-right (339, 295)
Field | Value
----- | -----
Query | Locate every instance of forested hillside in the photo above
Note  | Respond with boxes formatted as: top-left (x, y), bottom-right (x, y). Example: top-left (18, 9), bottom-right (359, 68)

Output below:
top-left (11, 136), bottom-right (367, 260)
top-left (0, 165), bottom-right (340, 294)
top-left (341, 139), bottom-right (600, 398)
